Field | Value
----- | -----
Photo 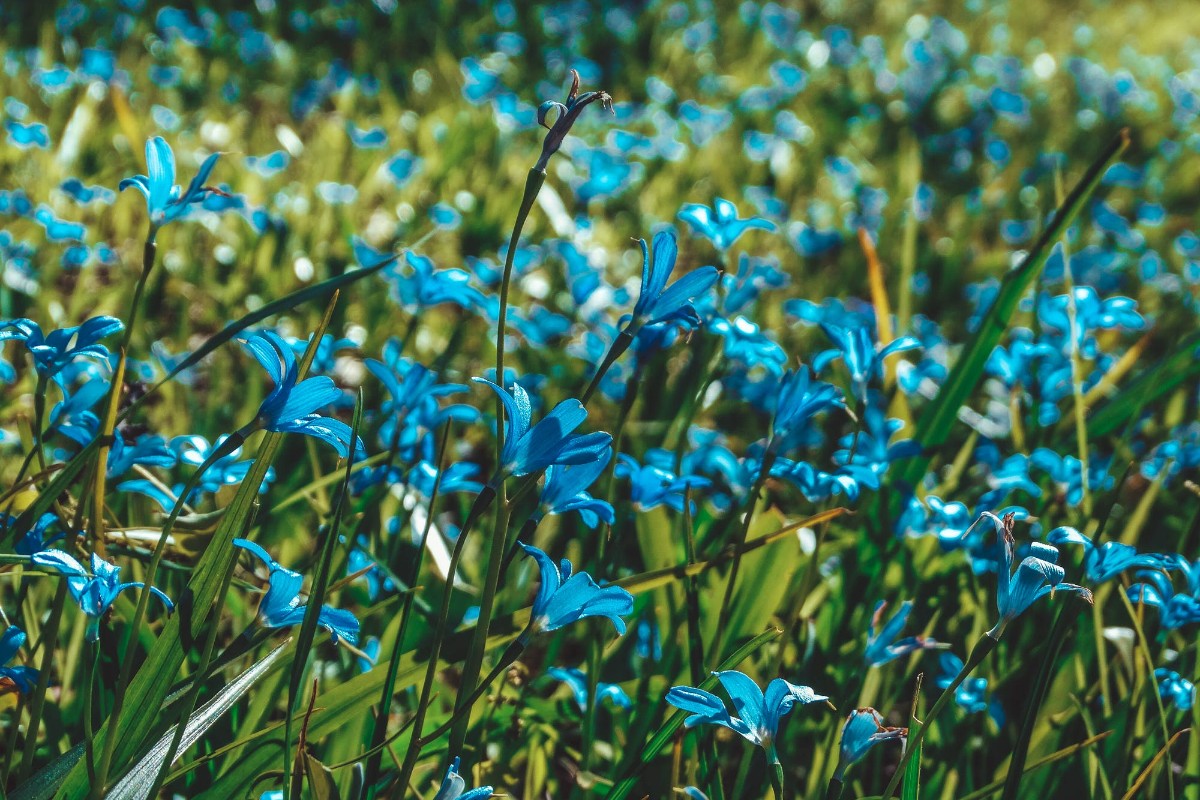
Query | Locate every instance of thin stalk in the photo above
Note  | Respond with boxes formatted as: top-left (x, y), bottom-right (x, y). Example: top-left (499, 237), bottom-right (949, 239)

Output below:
top-left (395, 485), bottom-right (496, 792)
top-left (10, 374), bottom-right (50, 488)
top-left (581, 327), bottom-right (636, 405)
top-left (882, 633), bottom-right (998, 798)
top-left (711, 448), bottom-right (776, 666)
top-left (418, 639), bottom-right (525, 746)
top-left (449, 495), bottom-right (512, 753)
top-left (771, 761), bottom-right (786, 800)
top-left (824, 776), bottom-right (844, 800)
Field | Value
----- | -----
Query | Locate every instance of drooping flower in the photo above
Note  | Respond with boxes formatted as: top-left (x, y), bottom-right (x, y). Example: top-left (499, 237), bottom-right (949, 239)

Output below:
top-left (518, 543), bottom-right (632, 640)
top-left (233, 539), bottom-right (360, 645)
top-left (547, 667), bottom-right (632, 711)
top-left (432, 756), bottom-right (493, 800)
top-left (534, 69), bottom-right (612, 172)
top-left (1126, 570), bottom-right (1200, 630)
top-left (0, 626), bottom-right (39, 695)
top-left (1047, 527), bottom-right (1176, 583)
top-left (630, 230), bottom-right (719, 328)
top-left (666, 670), bottom-right (827, 765)
top-left (678, 197), bottom-right (776, 251)
top-left (473, 379), bottom-right (611, 479)
top-left (119, 136), bottom-right (220, 238)
top-left (771, 367), bottom-right (846, 445)
top-left (863, 600), bottom-right (941, 666)
top-left (615, 450), bottom-right (711, 512)
top-left (242, 330), bottom-right (361, 457)
top-left (982, 512), bottom-right (1092, 638)
top-left (0, 316), bottom-right (123, 382)
top-left (31, 550), bottom-right (174, 642)
top-left (833, 708), bottom-right (907, 781)
top-left (536, 448), bottom-right (615, 528)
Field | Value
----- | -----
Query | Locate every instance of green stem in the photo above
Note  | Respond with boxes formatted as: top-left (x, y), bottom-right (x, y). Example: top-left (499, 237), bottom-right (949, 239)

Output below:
top-left (396, 485), bottom-right (496, 792)
top-left (771, 760), bottom-right (786, 800)
top-left (581, 327), bottom-right (636, 405)
top-left (823, 776), bottom-right (844, 800)
top-left (15, 580), bottom-right (69, 782)
top-left (711, 448), bottom-right (776, 666)
top-left (882, 633), bottom-right (998, 798)
top-left (418, 639), bottom-right (525, 747)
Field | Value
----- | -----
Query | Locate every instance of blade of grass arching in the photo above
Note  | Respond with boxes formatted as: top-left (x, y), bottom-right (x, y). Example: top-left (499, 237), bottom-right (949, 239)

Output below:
top-left (953, 731), bottom-right (1113, 800)
top-left (123, 257), bottom-right (397, 421)
top-left (604, 627), bottom-right (782, 800)
top-left (1117, 590), bottom-right (1177, 800)
top-left (891, 130), bottom-right (1129, 495)
top-left (902, 674), bottom-right (924, 800)
top-left (283, 391), bottom-right (362, 798)
top-left (106, 643), bottom-right (289, 800)
top-left (1084, 329), bottom-right (1200, 439)
top-left (56, 299), bottom-right (340, 797)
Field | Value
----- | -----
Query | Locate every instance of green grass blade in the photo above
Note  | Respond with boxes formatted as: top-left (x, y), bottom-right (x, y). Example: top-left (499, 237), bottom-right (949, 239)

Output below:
top-left (1084, 329), bottom-right (1200, 439)
top-left (891, 130), bottom-right (1129, 493)
top-left (902, 674), bottom-right (924, 800)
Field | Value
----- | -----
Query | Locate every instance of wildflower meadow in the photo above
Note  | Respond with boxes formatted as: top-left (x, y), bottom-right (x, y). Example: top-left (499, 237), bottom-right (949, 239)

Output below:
top-left (1, 1), bottom-right (1199, 798)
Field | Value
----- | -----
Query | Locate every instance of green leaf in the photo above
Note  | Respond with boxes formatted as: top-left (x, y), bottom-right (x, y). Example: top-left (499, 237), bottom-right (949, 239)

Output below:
top-left (1084, 329), bottom-right (1200, 439)
top-left (106, 642), bottom-right (289, 800)
top-left (890, 130), bottom-right (1129, 494)
top-left (902, 674), bottom-right (924, 800)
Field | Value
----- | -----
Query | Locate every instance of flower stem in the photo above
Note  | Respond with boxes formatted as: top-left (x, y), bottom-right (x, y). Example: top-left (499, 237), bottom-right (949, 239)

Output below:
top-left (419, 639), bottom-right (525, 747)
top-left (711, 448), bottom-right (776, 666)
top-left (771, 761), bottom-right (787, 800)
top-left (823, 776), bottom-right (844, 800)
top-left (581, 326), bottom-right (636, 405)
top-left (881, 632), bottom-right (998, 797)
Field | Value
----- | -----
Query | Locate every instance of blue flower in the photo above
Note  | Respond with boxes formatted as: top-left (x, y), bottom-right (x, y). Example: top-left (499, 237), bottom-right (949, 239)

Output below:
top-left (813, 324), bottom-right (921, 401)
top-left (1155, 669), bottom-right (1195, 712)
top-left (547, 667), bottom-right (632, 711)
top-left (771, 367), bottom-right (846, 445)
top-left (864, 600), bottom-right (941, 666)
top-left (666, 670), bottom-right (827, 764)
top-left (982, 513), bottom-right (1091, 638)
top-left (519, 543), bottom-right (632, 639)
top-left (7, 512), bottom-right (64, 556)
top-left (31, 550), bottom-right (174, 642)
top-left (474, 379), bottom-right (611, 479)
top-left (537, 449), bottom-right (615, 528)
top-left (677, 197), bottom-right (776, 251)
top-left (936, 653), bottom-right (1004, 725)
top-left (834, 708), bottom-right (907, 780)
top-left (242, 331), bottom-right (362, 457)
top-left (1047, 527), bottom-right (1176, 583)
top-left (6, 120), bottom-right (50, 150)
top-left (631, 231), bottom-right (719, 328)
top-left (119, 136), bottom-right (220, 238)
top-left (0, 316), bottom-right (123, 382)
top-left (370, 245), bottom-right (488, 315)
top-left (1127, 570), bottom-right (1200, 630)
top-left (615, 451), bottom-right (711, 512)
top-left (366, 354), bottom-right (476, 454)
top-left (432, 756), bottom-right (492, 800)
top-left (0, 626), bottom-right (39, 695)
top-left (233, 539), bottom-right (360, 645)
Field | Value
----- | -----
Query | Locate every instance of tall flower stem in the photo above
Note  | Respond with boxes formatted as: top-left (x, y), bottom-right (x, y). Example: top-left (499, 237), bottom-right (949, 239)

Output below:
top-left (93, 240), bottom-right (156, 552)
top-left (771, 761), bottom-right (787, 800)
top-left (581, 327), bottom-right (636, 405)
top-left (396, 484), bottom-right (496, 793)
top-left (711, 447), bottom-right (777, 666)
top-left (881, 632), bottom-right (998, 797)
top-left (450, 166), bottom-right (545, 755)
top-left (10, 374), bottom-right (50, 490)
top-left (823, 776), bottom-right (844, 800)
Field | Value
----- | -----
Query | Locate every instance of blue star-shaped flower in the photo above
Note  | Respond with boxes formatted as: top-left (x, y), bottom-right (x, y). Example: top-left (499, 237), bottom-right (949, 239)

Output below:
top-left (1047, 527), bottom-right (1176, 583)
top-left (834, 707), bottom-right (907, 780)
top-left (233, 539), bottom-right (360, 645)
top-left (0, 316), bottom-right (123, 382)
top-left (31, 550), bottom-right (174, 642)
top-left (631, 230), bottom-right (719, 328)
top-left (677, 197), bottom-right (776, 251)
top-left (119, 136), bottom-right (220, 238)
top-left (666, 670), bottom-right (827, 765)
top-left (518, 543), bottom-right (632, 639)
top-left (432, 756), bottom-right (493, 800)
top-left (0, 626), bottom-right (39, 695)
top-left (863, 600), bottom-right (940, 666)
